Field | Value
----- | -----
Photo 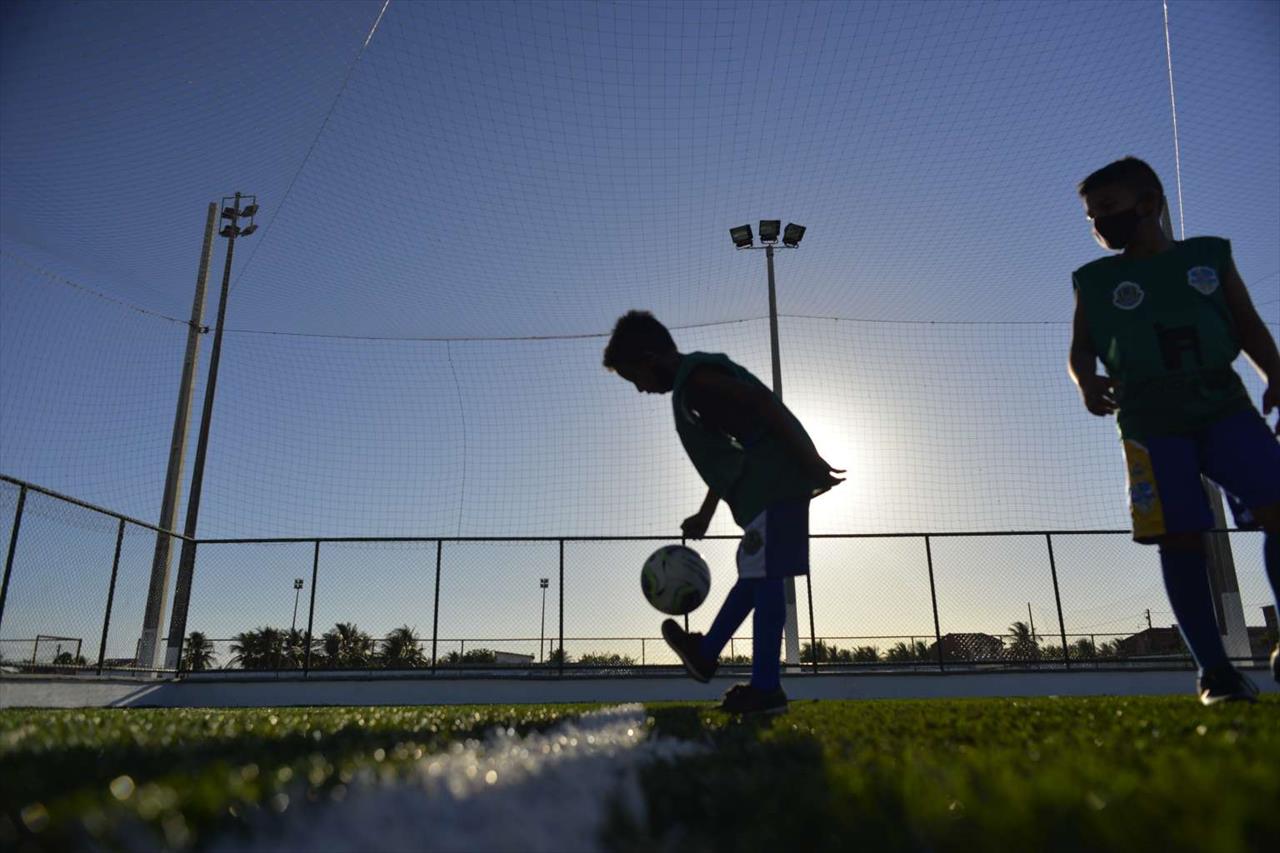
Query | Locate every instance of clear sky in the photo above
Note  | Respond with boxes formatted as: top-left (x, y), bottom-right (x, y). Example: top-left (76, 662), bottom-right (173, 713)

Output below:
top-left (1, 1), bottom-right (1277, 663)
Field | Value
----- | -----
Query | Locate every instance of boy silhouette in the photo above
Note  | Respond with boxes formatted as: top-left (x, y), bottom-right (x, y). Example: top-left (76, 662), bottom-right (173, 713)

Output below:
top-left (604, 311), bottom-right (842, 714)
top-left (1070, 157), bottom-right (1280, 703)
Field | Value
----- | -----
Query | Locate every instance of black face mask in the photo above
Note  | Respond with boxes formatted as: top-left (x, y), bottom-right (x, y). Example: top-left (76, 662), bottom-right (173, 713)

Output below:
top-left (1092, 206), bottom-right (1141, 251)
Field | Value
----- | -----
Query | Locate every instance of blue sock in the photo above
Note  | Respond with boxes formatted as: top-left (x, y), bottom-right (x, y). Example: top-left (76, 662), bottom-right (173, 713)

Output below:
top-left (1266, 533), bottom-right (1279, 614)
top-left (700, 579), bottom-right (755, 660)
top-left (751, 578), bottom-right (786, 691)
top-left (1159, 546), bottom-right (1229, 673)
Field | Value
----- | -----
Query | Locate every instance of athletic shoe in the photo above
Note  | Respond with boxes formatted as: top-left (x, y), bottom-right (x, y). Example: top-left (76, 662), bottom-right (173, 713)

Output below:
top-left (720, 682), bottom-right (788, 715)
top-left (1197, 666), bottom-right (1260, 706)
top-left (1271, 644), bottom-right (1279, 684)
top-left (661, 618), bottom-right (717, 683)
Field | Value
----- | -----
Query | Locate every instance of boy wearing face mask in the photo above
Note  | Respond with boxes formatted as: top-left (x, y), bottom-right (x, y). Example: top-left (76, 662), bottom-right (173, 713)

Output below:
top-left (1069, 156), bottom-right (1280, 704)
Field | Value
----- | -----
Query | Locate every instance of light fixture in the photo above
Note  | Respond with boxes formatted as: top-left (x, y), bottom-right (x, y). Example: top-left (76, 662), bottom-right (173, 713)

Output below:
top-left (240, 223), bottom-right (258, 236)
top-left (219, 225), bottom-right (239, 237)
top-left (782, 223), bottom-right (806, 247)
top-left (758, 220), bottom-right (780, 243)
top-left (239, 203), bottom-right (259, 218)
top-left (220, 207), bottom-right (238, 220)
top-left (729, 224), bottom-right (753, 248)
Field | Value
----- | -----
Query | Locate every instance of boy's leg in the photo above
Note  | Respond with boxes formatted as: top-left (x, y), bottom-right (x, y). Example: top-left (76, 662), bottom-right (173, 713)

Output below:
top-left (699, 579), bottom-right (757, 660)
top-left (1124, 436), bottom-right (1229, 673)
top-left (750, 577), bottom-right (786, 691)
top-left (1200, 408), bottom-right (1280, 612)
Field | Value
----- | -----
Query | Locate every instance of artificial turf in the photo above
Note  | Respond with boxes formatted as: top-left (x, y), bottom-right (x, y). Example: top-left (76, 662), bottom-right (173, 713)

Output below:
top-left (1, 695), bottom-right (1277, 852)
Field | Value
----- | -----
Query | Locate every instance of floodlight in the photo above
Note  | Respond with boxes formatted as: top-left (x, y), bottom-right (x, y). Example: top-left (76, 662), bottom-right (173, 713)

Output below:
top-left (782, 223), bottom-right (806, 247)
top-left (758, 220), bottom-right (780, 242)
top-left (240, 223), bottom-right (258, 236)
top-left (219, 225), bottom-right (239, 237)
top-left (540, 578), bottom-right (549, 589)
top-left (729, 225), bottom-right (753, 248)
top-left (293, 578), bottom-right (304, 590)
top-left (239, 203), bottom-right (259, 218)
top-left (221, 207), bottom-right (238, 220)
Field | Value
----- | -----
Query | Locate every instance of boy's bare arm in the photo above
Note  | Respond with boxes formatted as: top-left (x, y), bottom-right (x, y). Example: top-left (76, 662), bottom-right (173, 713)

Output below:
top-left (682, 489), bottom-right (719, 538)
top-left (1221, 258), bottom-right (1280, 431)
top-left (1069, 289), bottom-right (1117, 416)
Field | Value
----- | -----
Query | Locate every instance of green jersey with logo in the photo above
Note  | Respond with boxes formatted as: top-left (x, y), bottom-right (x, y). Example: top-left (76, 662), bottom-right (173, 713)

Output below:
top-left (1072, 236), bottom-right (1251, 439)
top-left (672, 352), bottom-right (828, 526)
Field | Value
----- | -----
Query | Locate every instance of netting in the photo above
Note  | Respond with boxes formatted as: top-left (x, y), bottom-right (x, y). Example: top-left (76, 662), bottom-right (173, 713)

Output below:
top-left (2, 1), bottom-right (1278, 656)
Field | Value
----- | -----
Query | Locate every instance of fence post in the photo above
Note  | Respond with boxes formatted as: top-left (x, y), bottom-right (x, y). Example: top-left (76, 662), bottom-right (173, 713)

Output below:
top-left (925, 535), bottom-right (944, 672)
top-left (96, 519), bottom-right (127, 674)
top-left (807, 575), bottom-right (818, 674)
top-left (431, 539), bottom-right (442, 672)
top-left (303, 541), bottom-right (319, 676)
top-left (681, 536), bottom-right (689, 633)
top-left (641, 637), bottom-right (645, 667)
top-left (1046, 533), bottom-right (1070, 668)
top-left (0, 484), bottom-right (29, 635)
top-left (558, 539), bottom-right (565, 676)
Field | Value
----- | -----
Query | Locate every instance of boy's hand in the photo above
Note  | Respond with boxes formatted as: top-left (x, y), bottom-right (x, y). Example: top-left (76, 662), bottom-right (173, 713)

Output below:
top-left (681, 510), bottom-right (712, 539)
top-left (1076, 374), bottom-right (1117, 416)
top-left (806, 456), bottom-right (846, 490)
top-left (1264, 382), bottom-right (1280, 436)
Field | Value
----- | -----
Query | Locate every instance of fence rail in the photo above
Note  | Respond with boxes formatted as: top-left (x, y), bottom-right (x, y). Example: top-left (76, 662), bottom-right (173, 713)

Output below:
top-left (1, 474), bottom-right (1274, 679)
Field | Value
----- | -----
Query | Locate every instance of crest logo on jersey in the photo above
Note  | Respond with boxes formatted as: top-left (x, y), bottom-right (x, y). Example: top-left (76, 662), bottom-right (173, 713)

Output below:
top-left (1186, 266), bottom-right (1219, 295)
top-left (1112, 281), bottom-right (1144, 310)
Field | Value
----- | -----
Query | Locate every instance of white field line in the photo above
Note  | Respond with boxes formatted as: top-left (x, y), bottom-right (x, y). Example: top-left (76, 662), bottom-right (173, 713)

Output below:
top-left (214, 704), bottom-right (699, 853)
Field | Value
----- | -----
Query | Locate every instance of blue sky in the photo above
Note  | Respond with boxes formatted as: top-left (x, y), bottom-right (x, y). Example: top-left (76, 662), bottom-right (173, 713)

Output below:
top-left (1, 0), bottom-right (1277, 661)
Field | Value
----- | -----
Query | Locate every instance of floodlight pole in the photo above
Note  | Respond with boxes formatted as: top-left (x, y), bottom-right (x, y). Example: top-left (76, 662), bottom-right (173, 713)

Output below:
top-left (291, 579), bottom-right (304, 634)
top-left (137, 201), bottom-right (217, 670)
top-left (735, 232), bottom-right (802, 666)
top-left (539, 578), bottom-right (549, 663)
top-left (163, 193), bottom-right (256, 670)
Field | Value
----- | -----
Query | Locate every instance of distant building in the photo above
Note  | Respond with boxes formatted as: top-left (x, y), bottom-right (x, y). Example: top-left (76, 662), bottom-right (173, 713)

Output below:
top-left (493, 651), bottom-right (534, 665)
top-left (1115, 627), bottom-right (1185, 659)
top-left (930, 633), bottom-right (1004, 662)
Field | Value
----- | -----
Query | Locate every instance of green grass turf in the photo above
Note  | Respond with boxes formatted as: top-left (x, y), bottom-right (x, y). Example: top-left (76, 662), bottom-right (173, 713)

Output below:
top-left (615, 695), bottom-right (1280, 853)
top-left (1, 695), bottom-right (1276, 852)
top-left (0, 704), bottom-right (594, 850)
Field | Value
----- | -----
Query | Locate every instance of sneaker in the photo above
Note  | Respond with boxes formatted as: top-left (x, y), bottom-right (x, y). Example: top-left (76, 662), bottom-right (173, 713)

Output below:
top-left (719, 682), bottom-right (788, 715)
top-left (1271, 644), bottom-right (1279, 684)
top-left (1197, 666), bottom-right (1259, 706)
top-left (661, 618), bottom-right (717, 683)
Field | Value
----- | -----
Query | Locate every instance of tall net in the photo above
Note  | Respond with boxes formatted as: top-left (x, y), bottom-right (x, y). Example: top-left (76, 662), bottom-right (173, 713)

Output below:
top-left (2, 1), bottom-right (1278, 660)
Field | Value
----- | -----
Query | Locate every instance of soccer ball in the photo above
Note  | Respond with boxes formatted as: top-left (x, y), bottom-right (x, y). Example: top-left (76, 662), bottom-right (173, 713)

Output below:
top-left (641, 545), bottom-right (711, 615)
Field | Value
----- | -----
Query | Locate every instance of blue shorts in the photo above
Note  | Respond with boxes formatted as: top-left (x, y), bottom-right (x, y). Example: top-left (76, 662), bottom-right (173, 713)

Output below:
top-left (1123, 408), bottom-right (1280, 543)
top-left (735, 499), bottom-right (810, 578)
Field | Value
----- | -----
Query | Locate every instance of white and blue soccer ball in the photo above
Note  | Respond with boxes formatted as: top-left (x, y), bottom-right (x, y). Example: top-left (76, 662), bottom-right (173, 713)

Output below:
top-left (641, 545), bottom-right (711, 615)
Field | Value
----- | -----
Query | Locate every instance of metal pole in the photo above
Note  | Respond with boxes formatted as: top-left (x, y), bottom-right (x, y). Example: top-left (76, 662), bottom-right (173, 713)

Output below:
top-left (558, 539), bottom-right (565, 676)
top-left (431, 540), bottom-right (442, 671)
top-left (291, 585), bottom-right (301, 635)
top-left (97, 519), bottom-right (126, 674)
top-left (1046, 534), bottom-right (1070, 668)
top-left (164, 194), bottom-right (242, 669)
top-left (539, 583), bottom-right (547, 663)
top-left (764, 244), bottom-right (802, 667)
top-left (303, 540), bottom-right (319, 675)
top-left (138, 201), bottom-right (217, 670)
top-left (0, 484), bottom-right (28, 634)
top-left (807, 575), bottom-right (818, 674)
top-left (925, 535), bottom-right (944, 671)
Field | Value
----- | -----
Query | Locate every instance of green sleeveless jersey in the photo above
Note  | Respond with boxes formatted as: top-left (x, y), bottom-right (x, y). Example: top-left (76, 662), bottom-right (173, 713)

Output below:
top-left (1072, 236), bottom-right (1251, 439)
top-left (672, 352), bottom-right (827, 526)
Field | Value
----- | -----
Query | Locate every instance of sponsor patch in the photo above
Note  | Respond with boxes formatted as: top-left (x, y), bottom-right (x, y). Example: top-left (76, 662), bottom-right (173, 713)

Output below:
top-left (1112, 281), bottom-right (1144, 310)
top-left (1186, 265), bottom-right (1219, 295)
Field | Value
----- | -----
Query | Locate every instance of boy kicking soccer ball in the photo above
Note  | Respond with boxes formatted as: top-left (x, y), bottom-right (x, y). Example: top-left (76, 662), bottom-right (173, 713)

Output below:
top-left (1069, 156), bottom-right (1280, 704)
top-left (604, 311), bottom-right (842, 715)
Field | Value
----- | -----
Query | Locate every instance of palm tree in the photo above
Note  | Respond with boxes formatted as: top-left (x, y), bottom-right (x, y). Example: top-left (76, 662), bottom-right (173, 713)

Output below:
top-left (1007, 621), bottom-right (1041, 662)
top-left (182, 632), bottom-right (217, 671)
top-left (380, 626), bottom-right (426, 669)
top-left (230, 627), bottom-right (285, 670)
top-left (1070, 638), bottom-right (1097, 661)
top-left (321, 622), bottom-right (374, 668)
top-left (852, 645), bottom-right (880, 663)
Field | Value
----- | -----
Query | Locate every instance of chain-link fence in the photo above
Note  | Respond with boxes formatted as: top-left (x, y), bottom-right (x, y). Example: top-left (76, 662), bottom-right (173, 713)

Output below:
top-left (2, 475), bottom-right (1275, 678)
